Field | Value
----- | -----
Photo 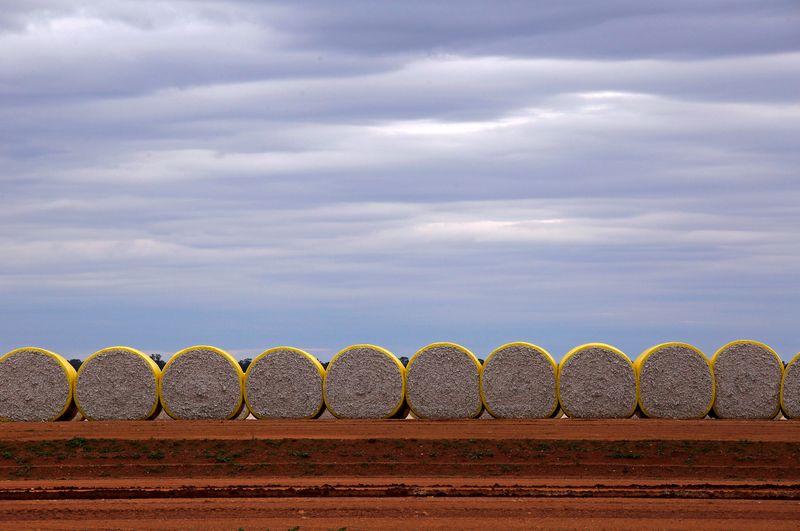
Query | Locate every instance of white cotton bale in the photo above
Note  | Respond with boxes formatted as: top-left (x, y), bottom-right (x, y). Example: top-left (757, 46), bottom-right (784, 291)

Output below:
top-left (405, 342), bottom-right (482, 419)
top-left (712, 340), bottom-right (782, 419)
top-left (159, 345), bottom-right (244, 420)
top-left (480, 342), bottom-right (559, 418)
top-left (558, 343), bottom-right (637, 419)
top-left (74, 346), bottom-right (161, 421)
top-left (245, 347), bottom-right (325, 419)
top-left (635, 343), bottom-right (714, 419)
top-left (323, 345), bottom-right (405, 419)
top-left (781, 352), bottom-right (800, 419)
top-left (0, 347), bottom-right (77, 422)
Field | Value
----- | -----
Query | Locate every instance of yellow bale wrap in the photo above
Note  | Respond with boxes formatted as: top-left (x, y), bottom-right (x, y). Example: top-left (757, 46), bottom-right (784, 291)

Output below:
top-left (75, 346), bottom-right (161, 421)
top-left (406, 342), bottom-right (483, 419)
top-left (323, 344), bottom-right (406, 419)
top-left (159, 345), bottom-right (244, 420)
top-left (245, 346), bottom-right (326, 419)
top-left (480, 342), bottom-right (559, 419)
top-left (711, 340), bottom-right (782, 419)
top-left (0, 347), bottom-right (77, 422)
top-left (635, 342), bottom-right (714, 419)
top-left (557, 343), bottom-right (637, 419)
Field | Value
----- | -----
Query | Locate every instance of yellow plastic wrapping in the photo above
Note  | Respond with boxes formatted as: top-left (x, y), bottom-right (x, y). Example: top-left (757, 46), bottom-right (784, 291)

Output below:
top-left (634, 342), bottom-right (714, 419)
top-left (245, 346), bottom-right (326, 419)
top-left (781, 351), bottom-right (800, 419)
top-left (480, 342), bottom-right (559, 419)
top-left (557, 343), bottom-right (638, 419)
top-left (406, 342), bottom-right (483, 419)
top-left (323, 344), bottom-right (406, 419)
top-left (75, 346), bottom-right (162, 421)
top-left (159, 345), bottom-right (244, 420)
top-left (711, 340), bottom-right (783, 419)
top-left (0, 347), bottom-right (77, 422)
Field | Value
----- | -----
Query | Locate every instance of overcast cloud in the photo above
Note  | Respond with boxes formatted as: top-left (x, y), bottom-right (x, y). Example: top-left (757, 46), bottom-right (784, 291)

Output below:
top-left (1, 1), bottom-right (799, 361)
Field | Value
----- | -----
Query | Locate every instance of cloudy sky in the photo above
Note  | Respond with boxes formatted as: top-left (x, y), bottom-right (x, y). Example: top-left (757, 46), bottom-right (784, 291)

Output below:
top-left (1, 1), bottom-right (799, 361)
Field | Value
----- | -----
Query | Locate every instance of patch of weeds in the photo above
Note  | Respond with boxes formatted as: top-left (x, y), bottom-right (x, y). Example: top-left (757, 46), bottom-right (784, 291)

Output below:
top-left (215, 452), bottom-right (232, 463)
top-left (685, 456), bottom-right (695, 465)
top-left (1, 451), bottom-right (14, 460)
top-left (499, 464), bottom-right (512, 473)
top-left (536, 443), bottom-right (552, 452)
top-left (28, 443), bottom-right (53, 457)
top-left (736, 455), bottom-right (755, 462)
top-left (608, 451), bottom-right (642, 459)
top-left (291, 451), bottom-right (310, 459)
top-left (263, 439), bottom-right (285, 448)
top-left (11, 464), bottom-right (32, 477)
top-left (129, 452), bottom-right (142, 460)
top-left (467, 450), bottom-right (494, 460)
top-left (67, 437), bottom-right (88, 449)
top-left (148, 451), bottom-right (165, 460)
top-left (99, 444), bottom-right (123, 455)
top-left (567, 442), bottom-right (586, 452)
top-left (655, 442), bottom-right (666, 457)
top-left (393, 440), bottom-right (405, 449)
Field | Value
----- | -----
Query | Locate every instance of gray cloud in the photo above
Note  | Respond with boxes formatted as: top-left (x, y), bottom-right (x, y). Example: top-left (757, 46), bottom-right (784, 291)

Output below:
top-left (1, 1), bottom-right (799, 361)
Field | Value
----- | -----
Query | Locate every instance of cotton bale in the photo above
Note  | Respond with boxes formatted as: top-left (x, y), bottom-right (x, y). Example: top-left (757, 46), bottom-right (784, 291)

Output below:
top-left (323, 344), bottom-right (405, 419)
top-left (480, 342), bottom-right (558, 418)
top-left (712, 340), bottom-right (782, 419)
top-left (245, 347), bottom-right (325, 419)
top-left (558, 343), bottom-right (637, 419)
top-left (406, 342), bottom-right (482, 419)
top-left (0, 347), bottom-right (77, 422)
top-left (74, 346), bottom-right (161, 421)
top-left (635, 342), bottom-right (714, 419)
top-left (781, 352), bottom-right (800, 419)
top-left (159, 345), bottom-right (244, 420)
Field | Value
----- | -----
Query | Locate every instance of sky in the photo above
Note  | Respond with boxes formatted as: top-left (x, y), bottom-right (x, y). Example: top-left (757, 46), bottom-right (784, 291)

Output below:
top-left (1, 1), bottom-right (799, 362)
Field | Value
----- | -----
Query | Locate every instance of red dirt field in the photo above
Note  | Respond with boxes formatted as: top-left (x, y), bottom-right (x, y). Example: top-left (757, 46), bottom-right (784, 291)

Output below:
top-left (1, 419), bottom-right (799, 529)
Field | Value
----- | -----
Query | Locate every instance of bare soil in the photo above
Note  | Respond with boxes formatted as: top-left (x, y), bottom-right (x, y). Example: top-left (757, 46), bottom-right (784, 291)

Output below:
top-left (0, 420), bottom-right (799, 529)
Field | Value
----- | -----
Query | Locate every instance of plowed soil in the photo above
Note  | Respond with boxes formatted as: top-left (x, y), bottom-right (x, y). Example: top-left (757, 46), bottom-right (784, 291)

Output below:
top-left (1, 420), bottom-right (799, 529)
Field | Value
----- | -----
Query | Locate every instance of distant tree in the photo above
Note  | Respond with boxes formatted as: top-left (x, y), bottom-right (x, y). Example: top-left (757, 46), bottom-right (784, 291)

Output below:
top-left (68, 359), bottom-right (82, 371)
top-left (149, 353), bottom-right (166, 369)
top-left (399, 356), bottom-right (409, 367)
top-left (238, 358), bottom-right (252, 372)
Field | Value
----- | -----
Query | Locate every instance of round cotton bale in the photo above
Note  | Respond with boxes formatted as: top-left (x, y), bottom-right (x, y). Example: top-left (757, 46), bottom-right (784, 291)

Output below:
top-left (712, 340), bottom-right (782, 419)
top-left (635, 342), bottom-right (714, 419)
top-left (323, 344), bottom-right (405, 419)
top-left (0, 347), bottom-right (77, 422)
top-left (159, 345), bottom-right (244, 420)
top-left (781, 352), bottom-right (800, 419)
top-left (74, 346), bottom-right (161, 421)
top-left (558, 343), bottom-right (637, 419)
top-left (245, 347), bottom-right (325, 419)
top-left (480, 342), bottom-right (558, 419)
top-left (406, 342), bottom-right (482, 419)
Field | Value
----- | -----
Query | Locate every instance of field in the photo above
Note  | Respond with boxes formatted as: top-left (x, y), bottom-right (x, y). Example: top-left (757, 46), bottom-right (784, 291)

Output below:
top-left (1, 420), bottom-right (800, 529)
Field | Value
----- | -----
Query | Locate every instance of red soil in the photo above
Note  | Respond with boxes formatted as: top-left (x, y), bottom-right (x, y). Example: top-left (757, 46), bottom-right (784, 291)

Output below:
top-left (0, 419), bottom-right (799, 529)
